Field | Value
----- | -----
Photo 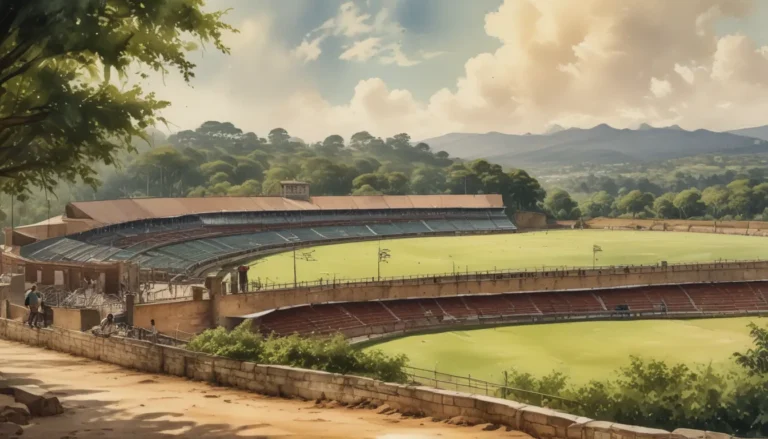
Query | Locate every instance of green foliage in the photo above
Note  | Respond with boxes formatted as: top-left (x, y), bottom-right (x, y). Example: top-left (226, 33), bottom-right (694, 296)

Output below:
top-left (616, 190), bottom-right (654, 218)
top-left (187, 322), bottom-right (408, 383)
top-left (0, 0), bottom-right (234, 194)
top-left (544, 189), bottom-right (578, 219)
top-left (491, 323), bottom-right (768, 437)
top-left (551, 155), bottom-right (768, 220)
top-left (733, 323), bottom-right (768, 376)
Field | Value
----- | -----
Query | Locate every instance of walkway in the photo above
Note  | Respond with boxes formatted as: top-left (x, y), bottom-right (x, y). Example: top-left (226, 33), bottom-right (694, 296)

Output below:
top-left (0, 340), bottom-right (531, 438)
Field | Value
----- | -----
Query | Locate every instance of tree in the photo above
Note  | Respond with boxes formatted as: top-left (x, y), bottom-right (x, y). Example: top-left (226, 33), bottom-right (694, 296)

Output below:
top-left (316, 135), bottom-right (345, 156)
top-left (0, 0), bottom-right (234, 194)
top-left (673, 189), bottom-right (706, 218)
top-left (701, 186), bottom-right (731, 218)
top-left (349, 131), bottom-right (374, 150)
top-left (385, 172), bottom-right (410, 195)
top-left (616, 190), bottom-right (654, 218)
top-left (352, 184), bottom-right (382, 196)
top-left (580, 191), bottom-right (615, 218)
top-left (544, 189), bottom-right (578, 219)
top-left (507, 169), bottom-right (546, 211)
top-left (410, 167), bottom-right (446, 195)
top-left (268, 128), bottom-right (290, 145)
top-left (733, 323), bottom-right (768, 376)
top-left (653, 193), bottom-right (678, 219)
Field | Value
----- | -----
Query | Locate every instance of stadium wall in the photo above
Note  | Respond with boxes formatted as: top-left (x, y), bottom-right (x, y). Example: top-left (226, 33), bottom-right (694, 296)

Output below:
top-left (0, 318), bottom-right (736, 439)
top-left (134, 299), bottom-right (212, 337)
top-left (582, 218), bottom-right (768, 235)
top-left (513, 211), bottom-right (547, 229)
top-left (214, 261), bottom-right (768, 320)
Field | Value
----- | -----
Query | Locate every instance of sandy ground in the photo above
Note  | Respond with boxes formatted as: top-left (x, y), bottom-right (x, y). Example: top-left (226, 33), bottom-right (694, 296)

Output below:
top-left (0, 340), bottom-right (532, 439)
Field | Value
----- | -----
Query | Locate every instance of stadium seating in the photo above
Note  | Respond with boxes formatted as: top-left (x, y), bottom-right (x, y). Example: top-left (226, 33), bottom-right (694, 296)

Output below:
top-left (21, 207), bottom-right (518, 272)
top-left (256, 279), bottom-right (768, 337)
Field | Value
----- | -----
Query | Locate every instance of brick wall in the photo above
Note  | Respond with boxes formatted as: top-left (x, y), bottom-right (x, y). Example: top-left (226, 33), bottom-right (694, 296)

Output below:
top-left (0, 318), bottom-right (738, 439)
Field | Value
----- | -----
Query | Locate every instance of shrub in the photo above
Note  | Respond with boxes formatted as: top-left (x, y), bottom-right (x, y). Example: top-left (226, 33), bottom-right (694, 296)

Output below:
top-left (187, 322), bottom-right (408, 382)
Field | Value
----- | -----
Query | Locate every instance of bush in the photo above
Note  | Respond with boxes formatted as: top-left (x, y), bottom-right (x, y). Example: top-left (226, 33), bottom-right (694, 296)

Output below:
top-left (492, 323), bottom-right (768, 437)
top-left (187, 322), bottom-right (408, 382)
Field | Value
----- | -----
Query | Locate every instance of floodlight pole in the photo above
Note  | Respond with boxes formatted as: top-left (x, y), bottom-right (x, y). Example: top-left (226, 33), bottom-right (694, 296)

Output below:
top-left (377, 240), bottom-right (381, 281)
top-left (293, 245), bottom-right (297, 288)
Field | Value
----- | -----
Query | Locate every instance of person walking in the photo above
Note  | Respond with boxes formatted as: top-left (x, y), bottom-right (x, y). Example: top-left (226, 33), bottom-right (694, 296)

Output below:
top-left (24, 285), bottom-right (42, 328)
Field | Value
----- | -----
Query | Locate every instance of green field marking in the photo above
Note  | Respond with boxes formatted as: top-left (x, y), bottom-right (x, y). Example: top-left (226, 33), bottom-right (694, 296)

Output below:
top-left (364, 317), bottom-right (764, 385)
top-left (247, 230), bottom-right (768, 284)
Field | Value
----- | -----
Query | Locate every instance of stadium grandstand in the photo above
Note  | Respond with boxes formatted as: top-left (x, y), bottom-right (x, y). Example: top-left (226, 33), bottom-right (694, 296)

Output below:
top-left (9, 181), bottom-right (516, 275)
top-left (252, 281), bottom-right (768, 339)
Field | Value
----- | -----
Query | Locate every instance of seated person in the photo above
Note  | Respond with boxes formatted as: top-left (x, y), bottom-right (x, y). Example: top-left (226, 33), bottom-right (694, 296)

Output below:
top-left (91, 314), bottom-right (117, 337)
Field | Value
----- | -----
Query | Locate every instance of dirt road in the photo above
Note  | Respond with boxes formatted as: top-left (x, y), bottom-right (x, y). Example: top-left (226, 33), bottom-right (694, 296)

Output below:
top-left (0, 339), bottom-right (532, 438)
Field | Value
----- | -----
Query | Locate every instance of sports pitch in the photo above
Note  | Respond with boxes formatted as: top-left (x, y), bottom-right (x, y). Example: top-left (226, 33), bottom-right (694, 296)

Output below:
top-left (248, 230), bottom-right (768, 284)
top-left (364, 317), bottom-right (763, 384)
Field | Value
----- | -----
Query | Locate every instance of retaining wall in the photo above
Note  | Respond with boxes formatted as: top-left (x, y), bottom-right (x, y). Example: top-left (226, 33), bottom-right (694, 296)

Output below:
top-left (217, 261), bottom-right (768, 320)
top-left (0, 318), bottom-right (737, 439)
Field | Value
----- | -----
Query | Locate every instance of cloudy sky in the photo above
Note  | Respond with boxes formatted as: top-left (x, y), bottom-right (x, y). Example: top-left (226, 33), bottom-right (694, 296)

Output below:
top-left (145, 0), bottom-right (768, 142)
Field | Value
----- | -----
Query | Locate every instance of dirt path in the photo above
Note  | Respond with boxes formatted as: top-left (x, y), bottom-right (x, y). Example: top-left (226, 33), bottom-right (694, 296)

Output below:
top-left (0, 340), bottom-right (532, 438)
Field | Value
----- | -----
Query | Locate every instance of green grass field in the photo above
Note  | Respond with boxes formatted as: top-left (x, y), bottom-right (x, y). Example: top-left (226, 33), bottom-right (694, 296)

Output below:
top-left (364, 317), bottom-right (764, 384)
top-left (248, 230), bottom-right (768, 284)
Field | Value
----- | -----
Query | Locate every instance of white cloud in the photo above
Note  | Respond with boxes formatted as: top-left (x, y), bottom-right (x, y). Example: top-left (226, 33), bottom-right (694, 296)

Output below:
top-left (299, 2), bottom-right (438, 67)
top-left (293, 36), bottom-right (325, 63)
top-left (340, 37), bottom-right (382, 62)
top-left (151, 0), bottom-right (768, 143)
top-left (420, 50), bottom-right (446, 60)
top-left (332, 2), bottom-right (373, 37)
top-left (650, 77), bottom-right (672, 98)
top-left (674, 64), bottom-right (695, 84)
top-left (379, 44), bottom-right (419, 67)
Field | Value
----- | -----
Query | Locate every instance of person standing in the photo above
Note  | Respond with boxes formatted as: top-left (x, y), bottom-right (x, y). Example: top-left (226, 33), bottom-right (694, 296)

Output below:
top-left (24, 285), bottom-right (41, 328)
top-left (150, 319), bottom-right (158, 343)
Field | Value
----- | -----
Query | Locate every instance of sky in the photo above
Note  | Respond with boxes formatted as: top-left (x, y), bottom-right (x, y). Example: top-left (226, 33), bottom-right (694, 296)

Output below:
top-left (143, 0), bottom-right (768, 142)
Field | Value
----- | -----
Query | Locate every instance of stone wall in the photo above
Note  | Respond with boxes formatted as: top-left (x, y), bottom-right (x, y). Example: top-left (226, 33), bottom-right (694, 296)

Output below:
top-left (50, 307), bottom-right (101, 332)
top-left (0, 318), bottom-right (737, 439)
top-left (134, 299), bottom-right (212, 337)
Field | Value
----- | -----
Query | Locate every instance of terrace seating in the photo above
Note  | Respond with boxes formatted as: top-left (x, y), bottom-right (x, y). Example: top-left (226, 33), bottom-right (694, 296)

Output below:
top-left (715, 282), bottom-right (768, 311)
top-left (424, 220), bottom-right (457, 232)
top-left (340, 302), bottom-right (396, 325)
top-left (681, 284), bottom-right (739, 312)
top-left (597, 288), bottom-right (656, 312)
top-left (438, 297), bottom-right (477, 319)
top-left (640, 285), bottom-right (697, 312)
top-left (465, 295), bottom-right (512, 316)
top-left (529, 291), bottom-right (604, 314)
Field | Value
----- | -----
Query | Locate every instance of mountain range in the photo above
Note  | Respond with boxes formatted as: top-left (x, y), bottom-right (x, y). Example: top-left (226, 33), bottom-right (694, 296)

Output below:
top-left (420, 124), bottom-right (768, 167)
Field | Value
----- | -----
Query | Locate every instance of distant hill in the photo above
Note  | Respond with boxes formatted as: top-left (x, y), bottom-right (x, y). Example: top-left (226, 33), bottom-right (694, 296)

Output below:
top-left (421, 124), bottom-right (768, 167)
top-left (728, 125), bottom-right (768, 141)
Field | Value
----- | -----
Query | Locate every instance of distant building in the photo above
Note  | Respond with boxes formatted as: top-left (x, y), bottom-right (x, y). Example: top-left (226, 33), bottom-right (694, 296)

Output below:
top-left (280, 181), bottom-right (310, 201)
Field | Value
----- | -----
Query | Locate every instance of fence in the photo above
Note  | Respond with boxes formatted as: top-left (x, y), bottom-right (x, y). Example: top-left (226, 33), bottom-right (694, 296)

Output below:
top-left (117, 324), bottom-right (189, 347)
top-left (404, 366), bottom-right (580, 410)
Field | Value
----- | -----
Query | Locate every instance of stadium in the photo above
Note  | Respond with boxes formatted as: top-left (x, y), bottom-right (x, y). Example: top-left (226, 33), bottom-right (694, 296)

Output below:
top-left (2, 182), bottom-right (768, 399)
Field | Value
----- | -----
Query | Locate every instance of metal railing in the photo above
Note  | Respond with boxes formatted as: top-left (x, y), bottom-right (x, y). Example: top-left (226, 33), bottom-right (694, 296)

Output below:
top-left (237, 258), bottom-right (767, 293)
top-left (404, 366), bottom-right (579, 410)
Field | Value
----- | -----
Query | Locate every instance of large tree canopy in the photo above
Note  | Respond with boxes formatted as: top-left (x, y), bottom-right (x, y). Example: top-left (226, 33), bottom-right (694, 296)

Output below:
top-left (0, 0), bottom-right (234, 193)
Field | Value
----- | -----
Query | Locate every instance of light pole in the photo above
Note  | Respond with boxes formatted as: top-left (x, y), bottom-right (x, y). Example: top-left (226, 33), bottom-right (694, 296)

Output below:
top-left (377, 240), bottom-right (391, 281)
top-left (592, 244), bottom-right (602, 268)
top-left (292, 245), bottom-right (316, 287)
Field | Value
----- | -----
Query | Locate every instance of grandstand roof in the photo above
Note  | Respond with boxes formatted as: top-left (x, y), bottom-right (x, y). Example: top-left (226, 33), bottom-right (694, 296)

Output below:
top-left (65, 194), bottom-right (503, 225)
